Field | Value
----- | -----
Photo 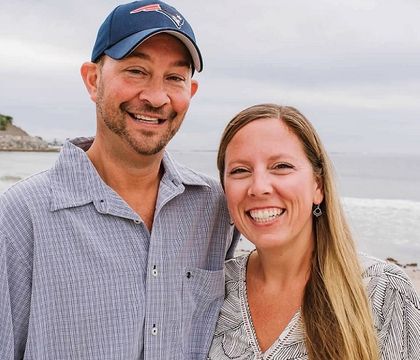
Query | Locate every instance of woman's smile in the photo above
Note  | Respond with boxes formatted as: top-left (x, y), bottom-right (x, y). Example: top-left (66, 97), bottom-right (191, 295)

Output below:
top-left (247, 207), bottom-right (286, 224)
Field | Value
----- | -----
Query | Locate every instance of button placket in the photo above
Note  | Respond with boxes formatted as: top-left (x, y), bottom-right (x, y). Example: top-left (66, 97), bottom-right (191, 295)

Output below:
top-left (151, 324), bottom-right (158, 336)
top-left (152, 265), bottom-right (158, 277)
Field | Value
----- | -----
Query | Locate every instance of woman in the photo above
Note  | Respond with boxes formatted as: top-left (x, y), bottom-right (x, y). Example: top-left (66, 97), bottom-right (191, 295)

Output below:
top-left (208, 104), bottom-right (420, 359)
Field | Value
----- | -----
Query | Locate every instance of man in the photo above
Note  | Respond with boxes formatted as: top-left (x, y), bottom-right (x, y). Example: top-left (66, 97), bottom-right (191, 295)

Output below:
top-left (0, 1), bottom-right (237, 359)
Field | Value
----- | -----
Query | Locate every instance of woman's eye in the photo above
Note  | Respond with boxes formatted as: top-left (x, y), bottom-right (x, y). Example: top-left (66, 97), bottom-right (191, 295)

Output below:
top-left (273, 162), bottom-right (294, 170)
top-left (229, 167), bottom-right (249, 175)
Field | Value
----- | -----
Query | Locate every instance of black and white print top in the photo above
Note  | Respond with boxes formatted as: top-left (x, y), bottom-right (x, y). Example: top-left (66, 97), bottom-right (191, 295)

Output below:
top-left (208, 253), bottom-right (420, 360)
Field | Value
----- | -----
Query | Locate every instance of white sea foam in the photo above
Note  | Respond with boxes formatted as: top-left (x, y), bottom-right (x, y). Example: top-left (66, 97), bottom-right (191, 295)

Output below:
top-left (342, 197), bottom-right (420, 263)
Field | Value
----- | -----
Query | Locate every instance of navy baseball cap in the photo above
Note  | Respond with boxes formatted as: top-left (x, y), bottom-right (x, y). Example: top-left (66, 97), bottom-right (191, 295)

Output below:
top-left (91, 0), bottom-right (203, 72)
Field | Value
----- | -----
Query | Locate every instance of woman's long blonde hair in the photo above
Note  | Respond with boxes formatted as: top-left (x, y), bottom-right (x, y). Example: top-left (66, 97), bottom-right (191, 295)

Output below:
top-left (217, 104), bottom-right (379, 360)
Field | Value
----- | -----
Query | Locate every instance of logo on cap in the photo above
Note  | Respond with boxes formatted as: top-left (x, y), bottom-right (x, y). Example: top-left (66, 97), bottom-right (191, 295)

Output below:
top-left (130, 4), bottom-right (184, 29)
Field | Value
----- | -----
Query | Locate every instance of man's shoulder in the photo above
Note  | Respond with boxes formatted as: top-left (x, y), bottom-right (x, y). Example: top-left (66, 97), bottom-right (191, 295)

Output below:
top-left (0, 170), bottom-right (53, 237)
top-left (181, 165), bottom-right (221, 189)
top-left (165, 152), bottom-right (223, 193)
top-left (1, 169), bottom-right (52, 206)
top-left (0, 139), bottom-right (81, 209)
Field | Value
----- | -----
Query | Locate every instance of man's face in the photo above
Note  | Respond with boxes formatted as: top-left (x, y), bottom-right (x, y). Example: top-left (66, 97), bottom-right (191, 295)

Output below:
top-left (94, 33), bottom-right (198, 156)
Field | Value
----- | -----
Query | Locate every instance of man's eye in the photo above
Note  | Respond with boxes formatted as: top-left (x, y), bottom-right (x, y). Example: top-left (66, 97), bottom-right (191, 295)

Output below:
top-left (167, 75), bottom-right (185, 82)
top-left (127, 69), bottom-right (146, 75)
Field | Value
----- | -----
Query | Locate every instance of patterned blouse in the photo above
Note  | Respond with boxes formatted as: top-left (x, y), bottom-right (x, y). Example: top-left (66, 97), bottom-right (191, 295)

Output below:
top-left (208, 253), bottom-right (420, 360)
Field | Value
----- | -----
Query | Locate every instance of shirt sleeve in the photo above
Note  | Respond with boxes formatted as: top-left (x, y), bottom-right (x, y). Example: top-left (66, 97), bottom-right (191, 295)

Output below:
top-left (0, 231), bottom-right (32, 360)
top-left (225, 227), bottom-right (241, 260)
top-left (366, 263), bottom-right (420, 359)
top-left (0, 233), bottom-right (15, 359)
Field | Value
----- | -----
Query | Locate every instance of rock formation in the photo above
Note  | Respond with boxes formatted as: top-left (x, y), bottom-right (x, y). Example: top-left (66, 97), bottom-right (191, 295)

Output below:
top-left (0, 114), bottom-right (50, 151)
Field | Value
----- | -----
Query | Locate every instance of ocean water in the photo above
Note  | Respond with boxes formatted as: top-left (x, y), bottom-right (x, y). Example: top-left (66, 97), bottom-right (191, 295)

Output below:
top-left (1, 150), bottom-right (419, 264)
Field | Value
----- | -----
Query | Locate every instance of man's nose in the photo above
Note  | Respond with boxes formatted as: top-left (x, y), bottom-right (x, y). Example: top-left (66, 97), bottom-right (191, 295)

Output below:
top-left (138, 79), bottom-right (170, 108)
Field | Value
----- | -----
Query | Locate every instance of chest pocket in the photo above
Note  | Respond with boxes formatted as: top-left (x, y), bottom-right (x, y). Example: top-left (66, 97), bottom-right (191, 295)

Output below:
top-left (182, 267), bottom-right (225, 358)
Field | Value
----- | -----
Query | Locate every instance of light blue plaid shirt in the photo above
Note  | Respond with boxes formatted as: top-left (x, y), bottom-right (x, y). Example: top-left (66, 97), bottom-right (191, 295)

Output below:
top-left (0, 139), bottom-right (237, 360)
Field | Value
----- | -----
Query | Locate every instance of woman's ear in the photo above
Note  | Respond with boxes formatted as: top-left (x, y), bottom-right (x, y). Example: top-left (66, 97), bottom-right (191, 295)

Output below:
top-left (80, 62), bottom-right (100, 102)
top-left (313, 175), bottom-right (324, 205)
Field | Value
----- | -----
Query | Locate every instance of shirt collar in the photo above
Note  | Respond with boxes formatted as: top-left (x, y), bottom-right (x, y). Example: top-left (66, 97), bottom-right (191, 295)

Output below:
top-left (50, 138), bottom-right (110, 211)
top-left (50, 138), bottom-right (211, 211)
top-left (160, 151), bottom-right (211, 188)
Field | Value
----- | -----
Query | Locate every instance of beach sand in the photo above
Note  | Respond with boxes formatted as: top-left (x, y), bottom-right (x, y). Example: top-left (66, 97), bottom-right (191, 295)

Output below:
top-left (405, 268), bottom-right (420, 294)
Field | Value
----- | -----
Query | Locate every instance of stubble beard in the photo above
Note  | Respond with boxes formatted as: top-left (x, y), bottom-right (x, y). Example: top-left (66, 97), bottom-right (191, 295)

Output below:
top-left (96, 83), bottom-right (183, 156)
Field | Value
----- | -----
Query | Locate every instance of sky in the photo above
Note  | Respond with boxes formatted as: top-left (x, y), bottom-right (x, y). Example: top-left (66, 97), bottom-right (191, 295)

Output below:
top-left (1, 0), bottom-right (419, 154)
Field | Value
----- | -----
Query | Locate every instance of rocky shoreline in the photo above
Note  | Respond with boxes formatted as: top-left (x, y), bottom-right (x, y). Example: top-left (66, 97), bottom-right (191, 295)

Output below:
top-left (0, 119), bottom-right (60, 152)
top-left (0, 134), bottom-right (59, 152)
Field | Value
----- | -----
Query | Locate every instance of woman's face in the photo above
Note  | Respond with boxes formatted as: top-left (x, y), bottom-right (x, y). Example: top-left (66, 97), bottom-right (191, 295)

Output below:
top-left (223, 117), bottom-right (323, 252)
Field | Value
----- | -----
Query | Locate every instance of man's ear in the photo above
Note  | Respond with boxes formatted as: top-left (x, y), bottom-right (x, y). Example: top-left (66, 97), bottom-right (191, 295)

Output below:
top-left (190, 79), bottom-right (198, 98)
top-left (80, 62), bottom-right (100, 103)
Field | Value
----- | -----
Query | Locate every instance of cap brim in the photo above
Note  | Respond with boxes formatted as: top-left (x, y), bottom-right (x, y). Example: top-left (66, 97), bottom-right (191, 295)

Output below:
top-left (104, 28), bottom-right (203, 72)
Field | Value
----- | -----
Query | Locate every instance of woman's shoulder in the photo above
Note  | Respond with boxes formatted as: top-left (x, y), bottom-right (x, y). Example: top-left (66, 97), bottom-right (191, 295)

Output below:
top-left (224, 253), bottom-right (249, 283)
top-left (359, 253), bottom-right (420, 308)
top-left (359, 256), bottom-right (420, 357)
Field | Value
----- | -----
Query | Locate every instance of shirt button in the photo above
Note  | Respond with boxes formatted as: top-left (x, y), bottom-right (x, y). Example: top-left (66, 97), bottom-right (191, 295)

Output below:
top-left (152, 325), bottom-right (158, 336)
top-left (152, 265), bottom-right (158, 277)
top-left (134, 219), bottom-right (141, 224)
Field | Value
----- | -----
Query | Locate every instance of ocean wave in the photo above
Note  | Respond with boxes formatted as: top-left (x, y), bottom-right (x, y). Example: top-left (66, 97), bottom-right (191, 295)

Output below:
top-left (341, 197), bottom-right (420, 263)
top-left (342, 197), bottom-right (420, 210)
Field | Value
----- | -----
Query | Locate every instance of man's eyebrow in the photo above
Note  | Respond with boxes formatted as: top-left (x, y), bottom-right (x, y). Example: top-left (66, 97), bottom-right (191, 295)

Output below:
top-left (126, 52), bottom-right (150, 61)
top-left (125, 52), bottom-right (191, 69)
top-left (172, 60), bottom-right (192, 69)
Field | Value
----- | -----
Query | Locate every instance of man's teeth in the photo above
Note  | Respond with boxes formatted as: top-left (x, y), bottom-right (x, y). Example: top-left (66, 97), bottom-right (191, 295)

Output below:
top-left (249, 208), bottom-right (284, 223)
top-left (133, 114), bottom-right (160, 124)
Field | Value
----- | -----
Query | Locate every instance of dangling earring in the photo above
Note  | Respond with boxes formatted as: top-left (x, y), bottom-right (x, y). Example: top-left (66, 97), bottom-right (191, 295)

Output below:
top-left (313, 204), bottom-right (322, 217)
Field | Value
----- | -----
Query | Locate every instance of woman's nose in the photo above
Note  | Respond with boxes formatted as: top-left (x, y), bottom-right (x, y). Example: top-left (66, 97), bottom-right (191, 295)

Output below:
top-left (247, 173), bottom-right (273, 197)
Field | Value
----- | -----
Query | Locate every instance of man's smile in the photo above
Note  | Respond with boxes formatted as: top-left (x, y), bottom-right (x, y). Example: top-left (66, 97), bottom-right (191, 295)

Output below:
top-left (127, 111), bottom-right (167, 125)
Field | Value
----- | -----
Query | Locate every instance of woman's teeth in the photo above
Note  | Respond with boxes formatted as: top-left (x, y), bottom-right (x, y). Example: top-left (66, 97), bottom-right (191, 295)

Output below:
top-left (249, 208), bottom-right (285, 223)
